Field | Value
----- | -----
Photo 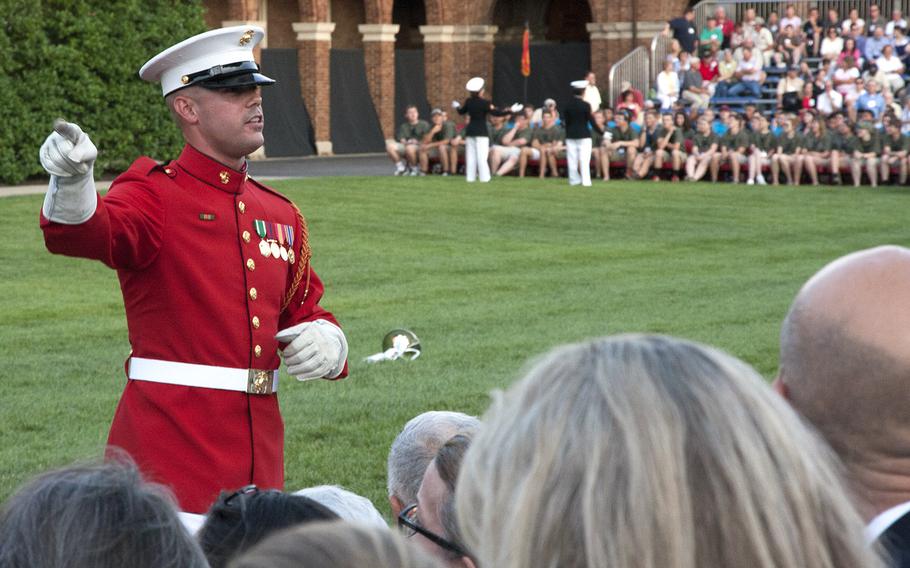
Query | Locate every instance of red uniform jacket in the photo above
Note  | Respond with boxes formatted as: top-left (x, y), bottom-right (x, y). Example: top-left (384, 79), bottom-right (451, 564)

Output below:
top-left (41, 144), bottom-right (345, 513)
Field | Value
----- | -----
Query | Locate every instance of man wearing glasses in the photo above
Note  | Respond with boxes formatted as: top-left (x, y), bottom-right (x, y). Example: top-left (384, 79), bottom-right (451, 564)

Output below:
top-left (398, 435), bottom-right (476, 567)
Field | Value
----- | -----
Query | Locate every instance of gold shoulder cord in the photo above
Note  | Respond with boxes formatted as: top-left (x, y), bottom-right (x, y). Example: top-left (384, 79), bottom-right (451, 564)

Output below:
top-left (281, 203), bottom-right (312, 311)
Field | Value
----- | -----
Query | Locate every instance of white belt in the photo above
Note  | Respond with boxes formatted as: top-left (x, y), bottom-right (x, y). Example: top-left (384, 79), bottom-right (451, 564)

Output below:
top-left (128, 357), bottom-right (279, 395)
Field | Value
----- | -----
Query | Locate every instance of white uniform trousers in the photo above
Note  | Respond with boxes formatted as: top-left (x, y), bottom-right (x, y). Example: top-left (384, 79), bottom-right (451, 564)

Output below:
top-left (567, 138), bottom-right (592, 186)
top-left (465, 136), bottom-right (491, 182)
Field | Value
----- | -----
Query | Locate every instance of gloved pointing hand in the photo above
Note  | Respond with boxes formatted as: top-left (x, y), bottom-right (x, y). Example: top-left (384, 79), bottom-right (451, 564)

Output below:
top-left (276, 320), bottom-right (348, 381)
top-left (39, 119), bottom-right (99, 225)
top-left (40, 120), bottom-right (98, 177)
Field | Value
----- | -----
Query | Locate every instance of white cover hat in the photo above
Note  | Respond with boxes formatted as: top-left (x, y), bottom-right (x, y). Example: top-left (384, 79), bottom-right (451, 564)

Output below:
top-left (571, 79), bottom-right (589, 89)
top-left (139, 26), bottom-right (275, 96)
top-left (466, 77), bottom-right (485, 92)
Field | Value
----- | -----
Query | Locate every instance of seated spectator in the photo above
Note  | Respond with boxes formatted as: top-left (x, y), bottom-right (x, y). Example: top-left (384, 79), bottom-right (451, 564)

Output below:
top-left (713, 49), bottom-right (738, 98)
top-left (617, 88), bottom-right (643, 125)
top-left (530, 98), bottom-right (559, 127)
top-left (420, 109), bottom-right (455, 175)
top-left (849, 125), bottom-right (881, 186)
top-left (681, 57), bottom-right (710, 110)
top-left (868, 4), bottom-right (887, 36)
top-left (753, 18), bottom-right (776, 65)
top-left (656, 59), bottom-right (680, 110)
top-left (387, 106), bottom-right (430, 176)
top-left (775, 246), bottom-right (910, 567)
top-left (828, 118), bottom-right (854, 184)
top-left (834, 56), bottom-right (861, 98)
top-left (894, 26), bottom-right (909, 57)
top-left (841, 8), bottom-right (865, 35)
top-left (778, 66), bottom-right (804, 111)
top-left (198, 486), bottom-right (338, 568)
top-left (664, 8), bottom-right (698, 54)
top-left (386, 411), bottom-right (480, 519)
top-left (711, 106), bottom-right (730, 135)
top-left (880, 120), bottom-right (908, 184)
top-left (824, 7), bottom-right (841, 31)
top-left (685, 116), bottom-right (719, 181)
top-left (590, 109), bottom-right (608, 179)
top-left (794, 117), bottom-right (833, 186)
top-left (865, 26), bottom-right (894, 62)
top-left (728, 46), bottom-right (763, 99)
top-left (293, 485), bottom-right (386, 529)
top-left (0, 460), bottom-right (207, 568)
top-left (654, 112), bottom-right (686, 180)
top-left (876, 45), bottom-right (905, 92)
top-left (729, 22), bottom-right (746, 52)
top-left (630, 110), bottom-right (661, 179)
top-left (776, 25), bottom-right (806, 66)
top-left (816, 80), bottom-right (844, 114)
top-left (229, 521), bottom-right (442, 568)
top-left (887, 10), bottom-right (908, 37)
top-left (856, 79), bottom-right (886, 120)
top-left (700, 16), bottom-right (723, 57)
top-left (455, 334), bottom-right (881, 568)
top-left (400, 435), bottom-right (476, 568)
top-left (582, 71), bottom-right (602, 111)
top-left (820, 26), bottom-right (844, 61)
top-left (603, 110), bottom-right (638, 180)
top-left (803, 7), bottom-right (822, 57)
top-left (772, 116), bottom-right (802, 184)
top-left (520, 109), bottom-right (564, 178)
top-left (766, 10), bottom-right (781, 36)
top-left (719, 113), bottom-right (750, 183)
top-left (747, 114), bottom-right (774, 185)
top-left (484, 113), bottom-right (511, 173)
top-left (780, 4), bottom-right (802, 34)
top-left (715, 5), bottom-right (734, 48)
top-left (801, 82), bottom-right (817, 111)
top-left (492, 113), bottom-right (532, 176)
top-left (676, 50), bottom-right (691, 73)
top-left (849, 22), bottom-right (868, 57)
top-left (441, 111), bottom-right (463, 175)
top-left (837, 38), bottom-right (863, 68)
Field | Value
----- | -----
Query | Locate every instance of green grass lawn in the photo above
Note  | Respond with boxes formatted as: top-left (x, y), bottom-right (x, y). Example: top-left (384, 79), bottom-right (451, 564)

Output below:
top-left (1, 176), bottom-right (907, 518)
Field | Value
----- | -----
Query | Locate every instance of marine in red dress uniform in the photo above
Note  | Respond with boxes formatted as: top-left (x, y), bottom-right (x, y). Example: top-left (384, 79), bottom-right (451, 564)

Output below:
top-left (38, 27), bottom-right (348, 513)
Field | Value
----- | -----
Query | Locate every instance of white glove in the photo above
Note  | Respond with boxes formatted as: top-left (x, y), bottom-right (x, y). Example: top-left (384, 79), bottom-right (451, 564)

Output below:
top-left (39, 120), bottom-right (98, 224)
top-left (510, 102), bottom-right (523, 113)
top-left (276, 320), bottom-right (348, 381)
top-left (451, 100), bottom-right (461, 109)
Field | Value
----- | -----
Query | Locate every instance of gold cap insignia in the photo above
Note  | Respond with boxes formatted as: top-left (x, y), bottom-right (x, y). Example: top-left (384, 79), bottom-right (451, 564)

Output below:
top-left (181, 75), bottom-right (190, 84)
top-left (240, 30), bottom-right (254, 46)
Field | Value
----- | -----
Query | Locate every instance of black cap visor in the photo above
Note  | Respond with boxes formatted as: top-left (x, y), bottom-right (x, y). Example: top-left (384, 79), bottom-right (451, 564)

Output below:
top-left (176, 60), bottom-right (276, 92)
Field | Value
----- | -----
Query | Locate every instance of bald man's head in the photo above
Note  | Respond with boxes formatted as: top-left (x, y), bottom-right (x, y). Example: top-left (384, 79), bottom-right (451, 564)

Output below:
top-left (779, 246), bottom-right (910, 466)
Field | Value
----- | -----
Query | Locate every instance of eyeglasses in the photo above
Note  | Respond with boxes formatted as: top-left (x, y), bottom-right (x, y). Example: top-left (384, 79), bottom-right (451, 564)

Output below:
top-left (397, 503), bottom-right (468, 557)
top-left (223, 484), bottom-right (260, 506)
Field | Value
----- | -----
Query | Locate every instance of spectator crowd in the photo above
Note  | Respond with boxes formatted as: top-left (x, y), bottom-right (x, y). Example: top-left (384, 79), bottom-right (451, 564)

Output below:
top-left (3, 244), bottom-right (910, 568)
top-left (387, 4), bottom-right (910, 187)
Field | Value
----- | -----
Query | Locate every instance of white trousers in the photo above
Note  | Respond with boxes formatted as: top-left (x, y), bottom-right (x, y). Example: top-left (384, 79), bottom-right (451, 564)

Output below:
top-left (465, 136), bottom-right (491, 182)
top-left (566, 138), bottom-right (592, 186)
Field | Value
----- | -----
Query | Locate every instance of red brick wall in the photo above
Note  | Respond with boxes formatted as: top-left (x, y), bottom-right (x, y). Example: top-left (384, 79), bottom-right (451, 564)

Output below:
top-left (331, 0), bottom-right (366, 49)
top-left (268, 0), bottom-right (299, 48)
top-left (297, 39), bottom-right (332, 142)
top-left (363, 41), bottom-right (397, 137)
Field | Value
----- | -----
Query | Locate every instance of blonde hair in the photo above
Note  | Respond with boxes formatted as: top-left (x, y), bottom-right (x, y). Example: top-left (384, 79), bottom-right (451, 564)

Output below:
top-left (227, 521), bottom-right (442, 568)
top-left (456, 334), bottom-right (882, 568)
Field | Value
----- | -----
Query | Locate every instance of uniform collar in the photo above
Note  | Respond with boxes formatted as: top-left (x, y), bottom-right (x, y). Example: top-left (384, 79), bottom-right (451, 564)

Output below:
top-left (176, 144), bottom-right (248, 194)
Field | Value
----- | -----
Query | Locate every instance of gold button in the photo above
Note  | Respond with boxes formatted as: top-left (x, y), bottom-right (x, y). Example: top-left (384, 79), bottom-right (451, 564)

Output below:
top-left (252, 316), bottom-right (260, 329)
top-left (249, 287), bottom-right (257, 300)
top-left (181, 75), bottom-right (190, 84)
top-left (220, 171), bottom-right (230, 184)
top-left (164, 167), bottom-right (173, 175)
top-left (254, 345), bottom-right (262, 357)
top-left (238, 200), bottom-right (246, 213)
top-left (246, 258), bottom-right (256, 271)
top-left (242, 230), bottom-right (251, 243)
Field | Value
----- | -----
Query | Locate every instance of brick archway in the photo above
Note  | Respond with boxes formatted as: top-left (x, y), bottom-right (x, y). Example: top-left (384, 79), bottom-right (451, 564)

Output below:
top-left (474, 0), bottom-right (601, 25)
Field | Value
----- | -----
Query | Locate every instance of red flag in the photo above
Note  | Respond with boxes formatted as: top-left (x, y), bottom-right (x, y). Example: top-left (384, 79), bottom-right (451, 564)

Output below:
top-left (521, 25), bottom-right (531, 77)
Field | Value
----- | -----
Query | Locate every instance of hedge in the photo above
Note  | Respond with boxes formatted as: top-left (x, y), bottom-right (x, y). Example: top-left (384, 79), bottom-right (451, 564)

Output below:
top-left (0, 0), bottom-right (207, 184)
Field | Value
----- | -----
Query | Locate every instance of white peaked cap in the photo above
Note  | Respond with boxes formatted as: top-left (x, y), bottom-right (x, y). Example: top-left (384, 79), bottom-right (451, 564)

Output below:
top-left (139, 26), bottom-right (273, 96)
top-left (466, 77), bottom-right (485, 92)
top-left (571, 79), bottom-right (589, 89)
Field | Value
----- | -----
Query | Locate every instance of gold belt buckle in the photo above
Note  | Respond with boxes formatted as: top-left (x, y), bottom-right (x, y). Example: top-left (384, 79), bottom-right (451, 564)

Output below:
top-left (247, 369), bottom-right (275, 394)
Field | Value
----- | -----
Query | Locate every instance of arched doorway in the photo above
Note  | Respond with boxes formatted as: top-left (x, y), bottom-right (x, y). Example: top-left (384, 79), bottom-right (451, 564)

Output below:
top-left (329, 0), bottom-right (385, 153)
top-left (491, 0), bottom-right (592, 110)
top-left (393, 0), bottom-right (430, 123)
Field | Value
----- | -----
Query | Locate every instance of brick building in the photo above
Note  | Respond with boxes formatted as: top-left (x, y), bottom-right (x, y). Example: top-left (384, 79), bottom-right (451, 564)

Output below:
top-left (202, 0), bottom-right (688, 155)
